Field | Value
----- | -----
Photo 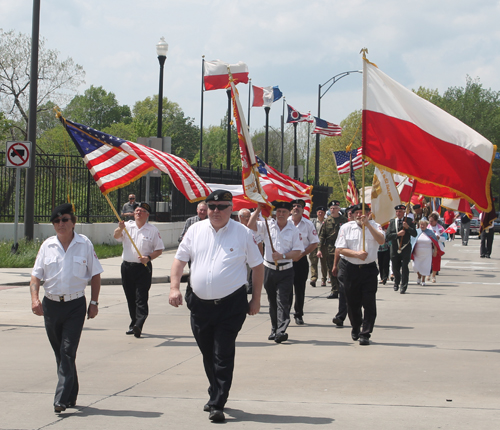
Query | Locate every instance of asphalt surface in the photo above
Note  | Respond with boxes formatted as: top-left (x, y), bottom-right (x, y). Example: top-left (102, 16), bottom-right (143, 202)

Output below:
top-left (1, 234), bottom-right (499, 429)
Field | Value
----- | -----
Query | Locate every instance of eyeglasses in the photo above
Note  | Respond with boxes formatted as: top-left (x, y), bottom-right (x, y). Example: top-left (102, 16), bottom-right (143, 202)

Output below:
top-left (207, 204), bottom-right (231, 211)
top-left (129, 197), bottom-right (135, 200)
top-left (135, 209), bottom-right (148, 214)
top-left (53, 217), bottom-right (71, 224)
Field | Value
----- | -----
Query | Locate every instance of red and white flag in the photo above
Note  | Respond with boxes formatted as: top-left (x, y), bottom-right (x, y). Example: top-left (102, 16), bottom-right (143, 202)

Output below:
top-left (204, 60), bottom-right (249, 91)
top-left (362, 59), bottom-right (496, 212)
top-left (444, 222), bottom-right (458, 234)
top-left (61, 118), bottom-right (210, 202)
top-left (441, 197), bottom-right (472, 217)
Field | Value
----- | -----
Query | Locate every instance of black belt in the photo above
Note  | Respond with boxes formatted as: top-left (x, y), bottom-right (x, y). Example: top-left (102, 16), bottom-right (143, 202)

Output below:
top-left (123, 261), bottom-right (151, 266)
top-left (341, 260), bottom-right (377, 269)
top-left (266, 261), bottom-right (290, 267)
top-left (192, 285), bottom-right (246, 305)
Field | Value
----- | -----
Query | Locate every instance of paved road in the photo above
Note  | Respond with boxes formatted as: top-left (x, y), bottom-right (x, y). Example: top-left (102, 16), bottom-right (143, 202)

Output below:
top-left (1, 235), bottom-right (499, 429)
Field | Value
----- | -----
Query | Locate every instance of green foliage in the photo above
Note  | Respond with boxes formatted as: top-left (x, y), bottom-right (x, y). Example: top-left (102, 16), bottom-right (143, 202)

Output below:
top-left (0, 239), bottom-right (122, 268)
top-left (0, 111), bottom-right (11, 141)
top-left (64, 85), bottom-right (131, 129)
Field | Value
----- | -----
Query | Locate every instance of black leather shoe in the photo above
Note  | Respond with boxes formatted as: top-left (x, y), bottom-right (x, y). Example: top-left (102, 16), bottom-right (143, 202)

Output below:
top-left (295, 317), bottom-right (304, 325)
top-left (209, 407), bottom-right (225, 422)
top-left (480, 255), bottom-right (485, 258)
top-left (400, 286), bottom-right (407, 294)
top-left (126, 329), bottom-right (134, 335)
top-left (275, 332), bottom-right (288, 343)
top-left (351, 331), bottom-right (360, 341)
top-left (327, 292), bottom-right (339, 299)
top-left (203, 403), bottom-right (211, 412)
top-left (268, 331), bottom-right (276, 341)
top-left (133, 326), bottom-right (142, 338)
top-left (310, 280), bottom-right (316, 287)
top-left (332, 317), bottom-right (344, 327)
top-left (67, 400), bottom-right (77, 408)
top-left (359, 337), bottom-right (370, 346)
top-left (54, 403), bottom-right (66, 413)
top-left (393, 285), bottom-right (399, 291)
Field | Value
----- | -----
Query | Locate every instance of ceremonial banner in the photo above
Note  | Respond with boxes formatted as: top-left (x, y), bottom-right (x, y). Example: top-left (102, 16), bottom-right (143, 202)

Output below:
top-left (204, 60), bottom-right (249, 91)
top-left (60, 117), bottom-right (210, 202)
top-left (371, 167), bottom-right (401, 226)
top-left (362, 58), bottom-right (496, 211)
top-left (441, 197), bottom-right (472, 217)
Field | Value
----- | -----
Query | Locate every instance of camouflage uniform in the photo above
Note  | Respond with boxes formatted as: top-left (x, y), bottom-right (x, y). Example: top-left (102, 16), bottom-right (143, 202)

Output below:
top-left (318, 214), bottom-right (348, 294)
top-left (309, 218), bottom-right (328, 285)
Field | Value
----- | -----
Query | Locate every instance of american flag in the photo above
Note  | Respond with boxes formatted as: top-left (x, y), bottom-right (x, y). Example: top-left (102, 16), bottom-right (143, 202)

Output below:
top-left (346, 155), bottom-right (360, 205)
top-left (61, 118), bottom-right (210, 202)
top-left (333, 148), bottom-right (369, 174)
top-left (312, 117), bottom-right (342, 137)
top-left (286, 104), bottom-right (314, 124)
top-left (256, 156), bottom-right (313, 218)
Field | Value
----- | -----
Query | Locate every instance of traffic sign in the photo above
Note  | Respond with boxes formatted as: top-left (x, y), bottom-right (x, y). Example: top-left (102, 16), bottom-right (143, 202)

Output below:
top-left (6, 141), bottom-right (31, 168)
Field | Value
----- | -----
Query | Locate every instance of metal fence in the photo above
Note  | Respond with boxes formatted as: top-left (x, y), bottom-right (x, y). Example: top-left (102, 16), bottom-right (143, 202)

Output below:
top-left (0, 152), bottom-right (331, 223)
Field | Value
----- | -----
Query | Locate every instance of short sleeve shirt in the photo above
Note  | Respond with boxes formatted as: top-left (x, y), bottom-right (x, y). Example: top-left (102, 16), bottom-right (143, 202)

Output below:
top-left (289, 216), bottom-right (319, 249)
top-left (335, 220), bottom-right (384, 265)
top-left (257, 219), bottom-right (305, 263)
top-left (116, 221), bottom-right (165, 262)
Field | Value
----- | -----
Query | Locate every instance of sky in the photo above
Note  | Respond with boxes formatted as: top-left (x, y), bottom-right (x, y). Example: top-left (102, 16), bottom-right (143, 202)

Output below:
top-left (2, 0), bottom-right (500, 135)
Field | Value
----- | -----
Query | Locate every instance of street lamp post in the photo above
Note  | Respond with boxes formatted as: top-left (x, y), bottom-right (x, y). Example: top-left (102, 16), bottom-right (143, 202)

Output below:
top-left (314, 70), bottom-right (362, 185)
top-left (155, 37), bottom-right (168, 206)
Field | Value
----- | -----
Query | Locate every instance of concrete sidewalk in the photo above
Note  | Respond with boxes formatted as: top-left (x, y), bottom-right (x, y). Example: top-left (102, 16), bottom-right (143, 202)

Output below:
top-left (1, 234), bottom-right (499, 429)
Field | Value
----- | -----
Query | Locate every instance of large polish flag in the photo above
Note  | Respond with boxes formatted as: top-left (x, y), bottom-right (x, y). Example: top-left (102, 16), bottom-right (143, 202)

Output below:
top-left (362, 59), bottom-right (496, 212)
top-left (204, 60), bottom-right (249, 91)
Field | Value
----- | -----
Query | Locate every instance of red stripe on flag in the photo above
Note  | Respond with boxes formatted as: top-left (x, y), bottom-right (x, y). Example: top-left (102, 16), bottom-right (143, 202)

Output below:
top-left (204, 72), bottom-right (249, 91)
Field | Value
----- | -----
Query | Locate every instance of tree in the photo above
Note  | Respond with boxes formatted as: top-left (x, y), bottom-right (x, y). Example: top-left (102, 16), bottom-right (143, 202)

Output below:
top-left (0, 29), bottom-right (85, 141)
top-left (64, 85), bottom-right (131, 129)
top-left (132, 95), bottom-right (199, 161)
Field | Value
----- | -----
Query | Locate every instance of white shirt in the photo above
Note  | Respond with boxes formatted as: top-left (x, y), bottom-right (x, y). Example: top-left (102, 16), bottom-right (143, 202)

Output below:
top-left (257, 219), bottom-right (305, 263)
top-left (175, 219), bottom-right (263, 300)
top-left (32, 233), bottom-right (103, 295)
top-left (335, 220), bottom-right (384, 265)
top-left (116, 221), bottom-right (165, 262)
top-left (288, 216), bottom-right (319, 249)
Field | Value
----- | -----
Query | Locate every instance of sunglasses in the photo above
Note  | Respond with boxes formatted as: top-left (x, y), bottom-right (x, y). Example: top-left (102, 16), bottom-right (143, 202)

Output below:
top-left (129, 197), bottom-right (135, 200)
top-left (207, 204), bottom-right (231, 211)
top-left (53, 217), bottom-right (71, 224)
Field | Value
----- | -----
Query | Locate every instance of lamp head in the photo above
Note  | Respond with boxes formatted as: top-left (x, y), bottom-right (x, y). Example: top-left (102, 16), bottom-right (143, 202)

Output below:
top-left (156, 37), bottom-right (168, 57)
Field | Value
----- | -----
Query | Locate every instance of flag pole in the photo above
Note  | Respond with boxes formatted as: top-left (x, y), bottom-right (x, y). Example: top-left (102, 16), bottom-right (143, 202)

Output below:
top-left (199, 55), bottom-right (205, 167)
top-left (361, 48), bottom-right (369, 251)
top-left (332, 151), bottom-right (348, 204)
top-left (248, 78), bottom-right (252, 128)
top-left (103, 194), bottom-right (148, 268)
top-left (362, 155), bottom-right (366, 251)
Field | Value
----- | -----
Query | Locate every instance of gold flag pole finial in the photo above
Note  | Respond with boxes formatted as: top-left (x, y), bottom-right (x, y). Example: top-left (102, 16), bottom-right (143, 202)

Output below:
top-left (53, 105), bottom-right (62, 119)
top-left (360, 48), bottom-right (368, 59)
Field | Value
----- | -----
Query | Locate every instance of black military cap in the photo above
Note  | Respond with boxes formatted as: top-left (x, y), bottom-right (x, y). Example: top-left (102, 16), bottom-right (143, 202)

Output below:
top-left (395, 204), bottom-right (406, 210)
top-left (139, 202), bottom-right (152, 213)
top-left (329, 200), bottom-right (341, 207)
top-left (413, 204), bottom-right (421, 209)
top-left (290, 199), bottom-right (305, 208)
top-left (273, 201), bottom-right (293, 211)
top-left (50, 203), bottom-right (73, 222)
top-left (351, 203), bottom-right (363, 213)
top-left (206, 189), bottom-right (233, 202)
top-left (316, 206), bottom-right (326, 212)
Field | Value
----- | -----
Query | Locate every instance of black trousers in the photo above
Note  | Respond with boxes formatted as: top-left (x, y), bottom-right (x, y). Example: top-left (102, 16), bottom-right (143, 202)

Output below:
top-left (480, 229), bottom-right (494, 257)
top-left (291, 256), bottom-right (309, 318)
top-left (334, 271), bottom-right (348, 322)
top-left (391, 246), bottom-right (411, 289)
top-left (264, 266), bottom-right (294, 335)
top-left (377, 250), bottom-right (390, 282)
top-left (186, 286), bottom-right (248, 410)
top-left (43, 296), bottom-right (86, 406)
top-left (121, 261), bottom-right (152, 330)
top-left (338, 259), bottom-right (378, 339)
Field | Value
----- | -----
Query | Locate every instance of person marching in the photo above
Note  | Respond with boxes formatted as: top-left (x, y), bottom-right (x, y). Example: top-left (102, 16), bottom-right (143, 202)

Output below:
top-left (309, 206), bottom-right (328, 288)
top-left (114, 202), bottom-right (164, 338)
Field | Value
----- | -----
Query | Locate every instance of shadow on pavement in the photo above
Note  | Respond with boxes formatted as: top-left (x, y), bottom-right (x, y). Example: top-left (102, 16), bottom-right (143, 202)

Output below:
top-left (225, 408), bottom-right (334, 424)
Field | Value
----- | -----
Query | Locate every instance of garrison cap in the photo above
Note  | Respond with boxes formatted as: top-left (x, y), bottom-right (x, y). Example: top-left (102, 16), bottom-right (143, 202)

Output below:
top-left (395, 204), bottom-right (406, 210)
top-left (50, 203), bottom-right (73, 223)
top-left (206, 189), bottom-right (233, 202)
top-left (290, 199), bottom-right (306, 208)
top-left (139, 202), bottom-right (152, 213)
top-left (273, 201), bottom-right (293, 211)
top-left (329, 200), bottom-right (341, 207)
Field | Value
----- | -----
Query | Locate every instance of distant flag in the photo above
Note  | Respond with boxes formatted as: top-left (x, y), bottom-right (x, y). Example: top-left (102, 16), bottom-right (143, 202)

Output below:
top-left (362, 57), bottom-right (496, 212)
top-left (252, 85), bottom-right (283, 107)
top-left (312, 117), bottom-right (342, 137)
top-left (346, 155), bottom-right (359, 205)
top-left (444, 223), bottom-right (458, 234)
top-left (203, 60), bottom-right (249, 91)
top-left (370, 167), bottom-right (401, 226)
top-left (441, 197), bottom-right (472, 217)
top-left (333, 148), bottom-right (369, 174)
top-left (286, 104), bottom-right (314, 123)
top-left (396, 176), bottom-right (417, 203)
top-left (59, 117), bottom-right (210, 202)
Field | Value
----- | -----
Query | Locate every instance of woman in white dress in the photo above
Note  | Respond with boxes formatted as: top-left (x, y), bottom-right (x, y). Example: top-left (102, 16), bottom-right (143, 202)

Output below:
top-left (412, 220), bottom-right (433, 285)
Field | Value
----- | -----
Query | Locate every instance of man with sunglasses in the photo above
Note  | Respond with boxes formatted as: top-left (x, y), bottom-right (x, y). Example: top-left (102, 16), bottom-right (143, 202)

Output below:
top-left (121, 194), bottom-right (138, 221)
top-left (114, 202), bottom-right (164, 338)
top-left (178, 201), bottom-right (208, 243)
top-left (30, 203), bottom-right (102, 412)
top-left (169, 190), bottom-right (263, 422)
top-left (288, 199), bottom-right (319, 325)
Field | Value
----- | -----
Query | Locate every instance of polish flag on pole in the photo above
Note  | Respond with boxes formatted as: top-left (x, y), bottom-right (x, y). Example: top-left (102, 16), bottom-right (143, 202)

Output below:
top-left (362, 58), bottom-right (496, 212)
top-left (204, 60), bottom-right (249, 91)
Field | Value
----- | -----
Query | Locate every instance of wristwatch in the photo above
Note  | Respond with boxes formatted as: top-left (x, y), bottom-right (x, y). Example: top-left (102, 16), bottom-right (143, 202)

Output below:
top-left (90, 300), bottom-right (99, 306)
top-left (282, 254), bottom-right (286, 259)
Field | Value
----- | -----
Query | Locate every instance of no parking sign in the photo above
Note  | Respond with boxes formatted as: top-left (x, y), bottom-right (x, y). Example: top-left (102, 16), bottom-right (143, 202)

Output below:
top-left (6, 141), bottom-right (32, 168)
